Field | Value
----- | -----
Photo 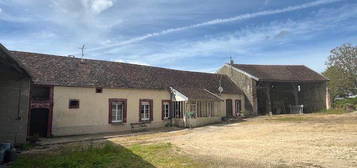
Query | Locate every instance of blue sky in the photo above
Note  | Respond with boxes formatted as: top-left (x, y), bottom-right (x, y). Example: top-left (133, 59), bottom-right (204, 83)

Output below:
top-left (1, 0), bottom-right (357, 73)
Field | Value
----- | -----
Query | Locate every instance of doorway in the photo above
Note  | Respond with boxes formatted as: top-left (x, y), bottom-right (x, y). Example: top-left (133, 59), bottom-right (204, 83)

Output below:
top-left (226, 99), bottom-right (233, 118)
top-left (235, 100), bottom-right (241, 116)
top-left (29, 108), bottom-right (49, 137)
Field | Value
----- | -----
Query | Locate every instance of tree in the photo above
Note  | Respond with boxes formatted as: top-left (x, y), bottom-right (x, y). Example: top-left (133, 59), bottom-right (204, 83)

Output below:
top-left (324, 43), bottom-right (357, 101)
top-left (323, 66), bottom-right (354, 100)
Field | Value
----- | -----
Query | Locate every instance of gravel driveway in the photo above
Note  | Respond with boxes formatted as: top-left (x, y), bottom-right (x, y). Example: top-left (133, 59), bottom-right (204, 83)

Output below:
top-left (107, 112), bottom-right (357, 168)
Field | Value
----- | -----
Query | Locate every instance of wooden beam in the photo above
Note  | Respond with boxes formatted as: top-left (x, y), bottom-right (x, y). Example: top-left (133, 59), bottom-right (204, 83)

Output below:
top-left (266, 83), bottom-right (272, 115)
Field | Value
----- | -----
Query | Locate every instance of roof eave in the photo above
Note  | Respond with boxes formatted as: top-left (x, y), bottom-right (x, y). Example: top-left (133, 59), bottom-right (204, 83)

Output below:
top-left (224, 64), bottom-right (260, 81)
top-left (0, 44), bottom-right (32, 78)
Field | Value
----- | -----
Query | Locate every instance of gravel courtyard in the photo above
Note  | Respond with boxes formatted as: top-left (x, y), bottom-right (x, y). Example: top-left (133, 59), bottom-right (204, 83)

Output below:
top-left (107, 112), bottom-right (357, 168)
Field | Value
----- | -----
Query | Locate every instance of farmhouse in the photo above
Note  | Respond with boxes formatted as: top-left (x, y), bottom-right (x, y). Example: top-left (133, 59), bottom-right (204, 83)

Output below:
top-left (0, 43), bottom-right (330, 144)
top-left (218, 62), bottom-right (330, 115)
top-left (0, 44), bottom-right (245, 143)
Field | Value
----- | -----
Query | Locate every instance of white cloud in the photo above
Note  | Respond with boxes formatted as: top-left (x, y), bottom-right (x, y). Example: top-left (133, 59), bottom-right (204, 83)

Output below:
top-left (92, 3), bottom-right (357, 70)
top-left (86, 0), bottom-right (341, 53)
top-left (88, 0), bottom-right (113, 14)
top-left (80, 0), bottom-right (113, 14)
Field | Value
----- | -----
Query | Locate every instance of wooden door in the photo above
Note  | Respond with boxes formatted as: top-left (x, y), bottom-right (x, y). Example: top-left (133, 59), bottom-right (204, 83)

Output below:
top-left (226, 99), bottom-right (233, 118)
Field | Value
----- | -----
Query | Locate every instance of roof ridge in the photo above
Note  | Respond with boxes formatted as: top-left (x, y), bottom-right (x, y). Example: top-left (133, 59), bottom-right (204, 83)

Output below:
top-left (233, 63), bottom-right (305, 66)
top-left (11, 50), bottom-right (225, 76)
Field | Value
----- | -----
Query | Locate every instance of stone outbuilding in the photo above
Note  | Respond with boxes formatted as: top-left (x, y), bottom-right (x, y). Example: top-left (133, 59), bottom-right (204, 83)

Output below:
top-left (218, 63), bottom-right (330, 115)
top-left (0, 44), bottom-right (31, 144)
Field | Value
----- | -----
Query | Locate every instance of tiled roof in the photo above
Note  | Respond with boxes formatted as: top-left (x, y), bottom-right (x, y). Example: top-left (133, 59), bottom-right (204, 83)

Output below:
top-left (10, 51), bottom-right (242, 94)
top-left (231, 64), bottom-right (328, 82)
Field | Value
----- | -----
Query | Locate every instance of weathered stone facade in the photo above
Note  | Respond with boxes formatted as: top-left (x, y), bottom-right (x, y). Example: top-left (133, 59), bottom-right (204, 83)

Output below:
top-left (219, 64), bottom-right (329, 115)
top-left (218, 65), bottom-right (258, 115)
top-left (0, 48), bottom-right (30, 144)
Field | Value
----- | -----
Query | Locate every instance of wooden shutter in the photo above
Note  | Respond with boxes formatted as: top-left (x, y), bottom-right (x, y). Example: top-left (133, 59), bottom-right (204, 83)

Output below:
top-left (150, 100), bottom-right (153, 121)
top-left (108, 99), bottom-right (113, 124)
top-left (123, 99), bottom-right (127, 123)
top-left (139, 100), bottom-right (142, 122)
top-left (162, 100), bottom-right (165, 120)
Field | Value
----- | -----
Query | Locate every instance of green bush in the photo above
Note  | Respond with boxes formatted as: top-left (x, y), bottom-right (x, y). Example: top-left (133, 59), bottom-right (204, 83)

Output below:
top-left (334, 97), bottom-right (357, 109)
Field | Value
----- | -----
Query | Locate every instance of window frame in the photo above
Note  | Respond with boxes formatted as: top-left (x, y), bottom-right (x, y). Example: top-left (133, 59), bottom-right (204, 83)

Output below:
top-left (139, 99), bottom-right (153, 122)
top-left (190, 101), bottom-right (197, 113)
top-left (108, 99), bottom-right (127, 124)
top-left (68, 99), bottom-right (80, 109)
top-left (162, 100), bottom-right (171, 120)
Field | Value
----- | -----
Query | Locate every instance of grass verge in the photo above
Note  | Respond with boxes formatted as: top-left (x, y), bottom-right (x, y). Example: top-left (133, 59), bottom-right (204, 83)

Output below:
top-left (317, 108), bottom-right (348, 114)
top-left (10, 143), bottom-right (205, 168)
top-left (270, 115), bottom-right (308, 122)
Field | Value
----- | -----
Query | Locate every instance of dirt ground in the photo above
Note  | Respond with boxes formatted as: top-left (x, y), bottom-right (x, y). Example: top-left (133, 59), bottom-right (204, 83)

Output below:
top-left (106, 112), bottom-right (357, 168)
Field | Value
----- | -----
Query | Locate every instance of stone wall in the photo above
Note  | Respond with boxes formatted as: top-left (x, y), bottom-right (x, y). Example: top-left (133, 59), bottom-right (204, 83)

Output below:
top-left (218, 65), bottom-right (257, 115)
top-left (0, 62), bottom-right (30, 144)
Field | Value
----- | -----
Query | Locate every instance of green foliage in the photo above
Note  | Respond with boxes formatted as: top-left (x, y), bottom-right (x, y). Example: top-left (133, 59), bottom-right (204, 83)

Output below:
top-left (335, 97), bottom-right (357, 106)
top-left (11, 143), bottom-right (204, 168)
top-left (333, 97), bottom-right (357, 111)
top-left (324, 43), bottom-right (357, 101)
top-left (323, 66), bottom-right (354, 101)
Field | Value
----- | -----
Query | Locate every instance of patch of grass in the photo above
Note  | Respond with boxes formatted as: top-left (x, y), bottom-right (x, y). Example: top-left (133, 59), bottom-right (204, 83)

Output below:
top-left (271, 115), bottom-right (307, 122)
top-left (317, 108), bottom-right (348, 114)
top-left (18, 143), bottom-right (36, 151)
top-left (11, 143), bottom-right (205, 168)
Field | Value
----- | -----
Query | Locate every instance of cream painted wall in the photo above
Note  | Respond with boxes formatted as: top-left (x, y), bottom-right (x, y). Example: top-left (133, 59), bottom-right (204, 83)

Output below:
top-left (52, 86), bottom-right (171, 136)
top-left (220, 94), bottom-right (246, 116)
top-left (52, 86), bottom-right (244, 136)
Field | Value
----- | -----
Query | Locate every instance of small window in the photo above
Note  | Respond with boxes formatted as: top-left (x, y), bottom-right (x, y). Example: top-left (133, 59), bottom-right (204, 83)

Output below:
top-left (96, 87), bottom-right (103, 93)
top-left (140, 100), bottom-right (152, 121)
top-left (141, 101), bottom-right (150, 121)
top-left (190, 102), bottom-right (197, 113)
top-left (69, 99), bottom-right (80, 109)
top-left (111, 102), bottom-right (124, 122)
top-left (109, 99), bottom-right (127, 123)
top-left (162, 101), bottom-right (170, 119)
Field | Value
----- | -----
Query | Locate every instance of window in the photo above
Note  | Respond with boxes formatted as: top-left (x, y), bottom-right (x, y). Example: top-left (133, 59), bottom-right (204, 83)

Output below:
top-left (69, 99), bottom-right (79, 109)
top-left (96, 87), bottom-right (103, 93)
top-left (173, 101), bottom-right (184, 118)
top-left (140, 100), bottom-right (152, 121)
top-left (162, 100), bottom-right (170, 120)
top-left (207, 102), bottom-right (213, 117)
top-left (190, 102), bottom-right (197, 113)
top-left (112, 102), bottom-right (123, 122)
top-left (109, 99), bottom-right (127, 123)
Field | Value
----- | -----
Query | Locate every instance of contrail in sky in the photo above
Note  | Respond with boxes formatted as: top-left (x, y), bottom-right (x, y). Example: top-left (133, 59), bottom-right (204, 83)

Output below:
top-left (87, 0), bottom-right (341, 52)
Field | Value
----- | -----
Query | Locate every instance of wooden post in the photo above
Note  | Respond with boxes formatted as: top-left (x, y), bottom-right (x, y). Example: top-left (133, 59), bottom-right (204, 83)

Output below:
top-left (266, 83), bottom-right (272, 116)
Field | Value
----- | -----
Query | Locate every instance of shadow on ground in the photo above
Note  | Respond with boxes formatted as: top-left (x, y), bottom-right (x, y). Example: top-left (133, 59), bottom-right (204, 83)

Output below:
top-left (10, 141), bottom-right (156, 168)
